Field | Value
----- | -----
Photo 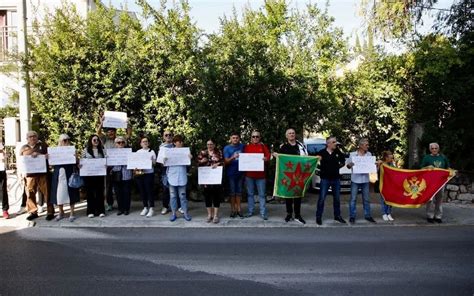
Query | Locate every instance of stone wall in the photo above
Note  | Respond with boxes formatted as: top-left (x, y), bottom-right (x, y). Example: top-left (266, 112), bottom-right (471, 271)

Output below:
top-left (445, 172), bottom-right (474, 204)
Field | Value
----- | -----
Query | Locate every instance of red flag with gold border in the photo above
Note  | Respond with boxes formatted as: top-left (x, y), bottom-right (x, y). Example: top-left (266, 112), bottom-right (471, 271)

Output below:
top-left (379, 164), bottom-right (455, 208)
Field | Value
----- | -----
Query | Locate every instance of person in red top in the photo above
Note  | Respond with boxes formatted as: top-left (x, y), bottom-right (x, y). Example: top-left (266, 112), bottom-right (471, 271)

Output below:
top-left (244, 130), bottom-right (270, 220)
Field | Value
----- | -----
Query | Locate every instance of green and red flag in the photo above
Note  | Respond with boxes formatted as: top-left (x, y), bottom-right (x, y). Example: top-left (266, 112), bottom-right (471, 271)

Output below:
top-left (380, 164), bottom-right (456, 208)
top-left (273, 154), bottom-right (319, 198)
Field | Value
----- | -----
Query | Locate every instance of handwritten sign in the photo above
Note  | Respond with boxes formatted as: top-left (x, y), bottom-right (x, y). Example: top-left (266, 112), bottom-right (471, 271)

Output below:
top-left (163, 147), bottom-right (191, 167)
top-left (127, 152), bottom-right (153, 170)
top-left (352, 156), bottom-right (377, 174)
top-left (80, 158), bottom-right (107, 176)
top-left (19, 155), bottom-right (47, 174)
top-left (103, 111), bottom-right (127, 129)
top-left (106, 148), bottom-right (132, 166)
top-left (238, 153), bottom-right (264, 171)
top-left (47, 146), bottom-right (76, 165)
top-left (198, 166), bottom-right (223, 185)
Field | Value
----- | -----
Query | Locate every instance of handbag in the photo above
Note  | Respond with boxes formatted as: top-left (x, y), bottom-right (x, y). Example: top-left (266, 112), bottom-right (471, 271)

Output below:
top-left (68, 172), bottom-right (84, 188)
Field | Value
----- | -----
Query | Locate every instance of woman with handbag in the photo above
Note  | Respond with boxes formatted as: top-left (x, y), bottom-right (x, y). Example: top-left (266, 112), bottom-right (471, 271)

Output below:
top-left (136, 136), bottom-right (157, 218)
top-left (50, 134), bottom-right (80, 222)
top-left (81, 134), bottom-right (106, 218)
top-left (110, 137), bottom-right (133, 215)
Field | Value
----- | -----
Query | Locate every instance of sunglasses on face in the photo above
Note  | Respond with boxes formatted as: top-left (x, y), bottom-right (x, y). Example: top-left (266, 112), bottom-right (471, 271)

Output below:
top-left (164, 134), bottom-right (172, 137)
top-left (252, 135), bottom-right (260, 138)
top-left (92, 138), bottom-right (99, 142)
top-left (116, 141), bottom-right (125, 144)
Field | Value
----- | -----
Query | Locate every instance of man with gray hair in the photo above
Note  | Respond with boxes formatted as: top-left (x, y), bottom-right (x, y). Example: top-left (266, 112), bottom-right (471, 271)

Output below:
top-left (420, 142), bottom-right (450, 223)
top-left (346, 138), bottom-right (376, 224)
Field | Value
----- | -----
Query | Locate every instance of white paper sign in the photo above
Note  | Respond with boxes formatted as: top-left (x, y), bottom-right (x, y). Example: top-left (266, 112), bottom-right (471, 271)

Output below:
top-left (352, 156), bottom-right (377, 174)
top-left (19, 155), bottom-right (47, 174)
top-left (198, 166), bottom-right (223, 185)
top-left (80, 158), bottom-right (107, 176)
top-left (47, 146), bottom-right (76, 165)
top-left (3, 117), bottom-right (19, 146)
top-left (106, 148), bottom-right (132, 166)
top-left (163, 147), bottom-right (191, 166)
top-left (238, 153), bottom-right (264, 171)
top-left (103, 111), bottom-right (127, 129)
top-left (127, 152), bottom-right (152, 170)
top-left (156, 147), bottom-right (170, 164)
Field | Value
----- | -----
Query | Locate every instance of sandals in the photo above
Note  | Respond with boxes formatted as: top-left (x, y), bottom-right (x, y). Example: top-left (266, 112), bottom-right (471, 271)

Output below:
top-left (206, 216), bottom-right (213, 223)
top-left (213, 216), bottom-right (219, 224)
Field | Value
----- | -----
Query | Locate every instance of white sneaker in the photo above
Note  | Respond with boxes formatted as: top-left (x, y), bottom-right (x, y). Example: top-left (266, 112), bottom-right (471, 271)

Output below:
top-left (37, 205), bottom-right (44, 213)
top-left (178, 207), bottom-right (184, 214)
top-left (88, 214), bottom-right (94, 218)
top-left (146, 208), bottom-right (154, 218)
top-left (387, 214), bottom-right (394, 221)
top-left (382, 214), bottom-right (389, 221)
top-left (16, 207), bottom-right (27, 215)
top-left (99, 213), bottom-right (105, 218)
top-left (160, 207), bottom-right (168, 215)
top-left (140, 208), bottom-right (149, 216)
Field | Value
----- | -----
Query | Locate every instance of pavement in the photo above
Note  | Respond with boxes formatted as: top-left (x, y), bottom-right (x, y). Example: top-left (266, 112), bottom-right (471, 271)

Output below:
top-left (1, 192), bottom-right (474, 229)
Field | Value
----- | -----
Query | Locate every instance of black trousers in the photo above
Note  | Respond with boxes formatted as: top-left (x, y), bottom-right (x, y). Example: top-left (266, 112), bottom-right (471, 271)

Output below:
top-left (85, 176), bottom-right (105, 216)
top-left (285, 197), bottom-right (301, 217)
top-left (0, 171), bottom-right (8, 211)
top-left (203, 186), bottom-right (221, 208)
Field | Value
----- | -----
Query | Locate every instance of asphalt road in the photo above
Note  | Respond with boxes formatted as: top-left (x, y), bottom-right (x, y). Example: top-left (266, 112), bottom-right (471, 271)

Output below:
top-left (1, 227), bottom-right (473, 296)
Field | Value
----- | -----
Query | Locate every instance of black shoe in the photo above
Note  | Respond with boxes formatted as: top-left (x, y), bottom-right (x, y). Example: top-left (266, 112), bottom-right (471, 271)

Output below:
top-left (230, 212), bottom-right (236, 218)
top-left (427, 218), bottom-right (435, 223)
top-left (26, 213), bottom-right (39, 221)
top-left (117, 211), bottom-right (124, 216)
top-left (236, 212), bottom-right (244, 219)
top-left (334, 216), bottom-right (346, 224)
top-left (285, 214), bottom-right (292, 223)
top-left (124, 211), bottom-right (129, 216)
top-left (365, 217), bottom-right (376, 223)
top-left (434, 218), bottom-right (442, 223)
top-left (316, 217), bottom-right (322, 225)
top-left (45, 214), bottom-right (55, 221)
top-left (349, 217), bottom-right (355, 224)
top-left (294, 216), bottom-right (306, 224)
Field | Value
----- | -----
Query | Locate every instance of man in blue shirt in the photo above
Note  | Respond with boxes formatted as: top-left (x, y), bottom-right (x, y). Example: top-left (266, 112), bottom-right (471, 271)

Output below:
top-left (224, 132), bottom-right (245, 218)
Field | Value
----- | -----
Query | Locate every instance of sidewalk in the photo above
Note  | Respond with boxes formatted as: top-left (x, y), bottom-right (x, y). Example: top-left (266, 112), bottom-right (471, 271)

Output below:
top-left (2, 193), bottom-right (474, 229)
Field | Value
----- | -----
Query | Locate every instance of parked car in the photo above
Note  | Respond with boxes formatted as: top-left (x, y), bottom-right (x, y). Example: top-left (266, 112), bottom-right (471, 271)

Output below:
top-left (304, 138), bottom-right (351, 192)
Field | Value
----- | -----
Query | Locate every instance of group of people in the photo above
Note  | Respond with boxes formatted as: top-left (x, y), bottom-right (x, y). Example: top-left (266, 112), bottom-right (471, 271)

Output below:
top-left (0, 124), bottom-right (450, 225)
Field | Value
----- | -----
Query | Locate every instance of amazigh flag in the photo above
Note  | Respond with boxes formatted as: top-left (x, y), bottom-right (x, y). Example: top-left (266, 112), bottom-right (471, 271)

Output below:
top-left (273, 154), bottom-right (318, 198)
top-left (380, 164), bottom-right (456, 208)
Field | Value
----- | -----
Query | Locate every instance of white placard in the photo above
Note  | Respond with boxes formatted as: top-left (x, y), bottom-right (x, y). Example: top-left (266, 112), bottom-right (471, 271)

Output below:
top-left (238, 153), bottom-right (264, 171)
top-left (19, 155), bottom-right (47, 174)
top-left (103, 111), bottom-right (127, 129)
top-left (80, 158), bottom-right (107, 176)
top-left (198, 166), bottom-right (223, 185)
top-left (47, 146), bottom-right (77, 165)
top-left (352, 156), bottom-right (377, 174)
top-left (3, 117), bottom-right (19, 146)
top-left (156, 147), bottom-right (169, 164)
top-left (127, 152), bottom-right (152, 170)
top-left (163, 147), bottom-right (191, 167)
top-left (106, 148), bottom-right (132, 166)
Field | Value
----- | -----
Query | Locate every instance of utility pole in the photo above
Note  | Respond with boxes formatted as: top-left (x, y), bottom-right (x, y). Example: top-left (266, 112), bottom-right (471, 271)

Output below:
top-left (18, 0), bottom-right (31, 141)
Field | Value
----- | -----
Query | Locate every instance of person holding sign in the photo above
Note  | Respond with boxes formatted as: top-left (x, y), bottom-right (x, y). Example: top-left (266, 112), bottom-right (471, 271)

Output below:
top-left (81, 135), bottom-right (106, 218)
top-left (224, 132), bottom-right (245, 219)
top-left (243, 131), bottom-right (270, 220)
top-left (50, 134), bottom-right (80, 222)
top-left (421, 142), bottom-right (450, 223)
top-left (274, 128), bottom-right (308, 224)
top-left (0, 143), bottom-right (10, 219)
top-left (346, 138), bottom-right (376, 224)
top-left (197, 139), bottom-right (224, 223)
top-left (135, 136), bottom-right (157, 218)
top-left (110, 137), bottom-right (133, 216)
top-left (20, 131), bottom-right (53, 221)
top-left (166, 135), bottom-right (192, 222)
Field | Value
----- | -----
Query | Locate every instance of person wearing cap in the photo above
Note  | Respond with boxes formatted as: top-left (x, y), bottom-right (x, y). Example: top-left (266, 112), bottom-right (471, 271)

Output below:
top-left (50, 134), bottom-right (80, 222)
top-left (110, 137), bottom-right (133, 216)
top-left (20, 131), bottom-right (54, 221)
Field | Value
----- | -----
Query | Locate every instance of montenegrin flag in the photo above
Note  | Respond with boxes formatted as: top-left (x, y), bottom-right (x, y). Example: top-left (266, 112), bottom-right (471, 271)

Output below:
top-left (380, 164), bottom-right (456, 208)
top-left (273, 154), bottom-right (318, 198)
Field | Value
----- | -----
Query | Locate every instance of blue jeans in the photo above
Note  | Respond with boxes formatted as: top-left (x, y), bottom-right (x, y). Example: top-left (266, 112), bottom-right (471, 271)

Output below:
top-left (228, 175), bottom-right (243, 195)
top-left (349, 182), bottom-right (371, 219)
top-left (380, 195), bottom-right (392, 215)
top-left (246, 177), bottom-right (266, 216)
top-left (316, 178), bottom-right (341, 218)
top-left (169, 185), bottom-right (188, 214)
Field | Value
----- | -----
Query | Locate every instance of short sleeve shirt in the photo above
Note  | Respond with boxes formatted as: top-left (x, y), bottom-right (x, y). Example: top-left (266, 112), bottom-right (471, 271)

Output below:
top-left (224, 143), bottom-right (245, 177)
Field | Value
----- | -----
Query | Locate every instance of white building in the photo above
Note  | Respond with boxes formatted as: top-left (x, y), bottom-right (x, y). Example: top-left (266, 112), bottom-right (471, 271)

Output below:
top-left (0, 0), bottom-right (100, 107)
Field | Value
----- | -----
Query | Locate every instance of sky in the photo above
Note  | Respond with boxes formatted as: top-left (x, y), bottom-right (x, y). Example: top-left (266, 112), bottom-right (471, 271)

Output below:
top-left (109, 0), bottom-right (454, 45)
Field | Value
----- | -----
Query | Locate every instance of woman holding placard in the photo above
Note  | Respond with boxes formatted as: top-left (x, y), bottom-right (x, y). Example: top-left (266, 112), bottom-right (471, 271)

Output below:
top-left (197, 139), bottom-right (224, 223)
top-left (136, 136), bottom-right (157, 218)
top-left (50, 134), bottom-right (80, 222)
top-left (81, 134), bottom-right (106, 218)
